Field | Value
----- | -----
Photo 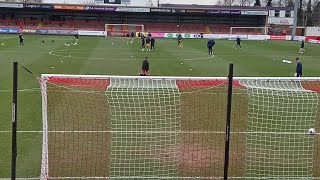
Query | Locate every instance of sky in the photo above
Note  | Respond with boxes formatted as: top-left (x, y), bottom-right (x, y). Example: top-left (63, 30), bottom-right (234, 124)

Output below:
top-left (42, 0), bottom-right (219, 6)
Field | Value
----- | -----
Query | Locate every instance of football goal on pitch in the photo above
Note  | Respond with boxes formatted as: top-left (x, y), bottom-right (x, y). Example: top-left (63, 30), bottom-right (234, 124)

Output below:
top-left (38, 75), bottom-right (320, 179)
top-left (105, 24), bottom-right (145, 37)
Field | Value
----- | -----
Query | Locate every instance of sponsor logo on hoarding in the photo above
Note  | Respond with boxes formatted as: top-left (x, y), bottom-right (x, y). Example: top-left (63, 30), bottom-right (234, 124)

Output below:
top-left (166, 33), bottom-right (174, 38)
top-left (22, 29), bottom-right (36, 33)
top-left (248, 35), bottom-right (269, 40)
top-left (0, 3), bottom-right (23, 8)
top-left (23, 4), bottom-right (53, 9)
top-left (78, 30), bottom-right (105, 36)
top-left (270, 35), bottom-right (286, 40)
top-left (84, 6), bottom-right (115, 11)
top-left (0, 28), bottom-right (19, 33)
top-left (241, 11), bottom-right (268, 15)
top-left (207, 10), bottom-right (240, 14)
top-left (164, 33), bottom-right (199, 38)
top-left (36, 29), bottom-right (48, 34)
top-left (308, 39), bottom-right (320, 44)
top-left (115, 7), bottom-right (150, 12)
top-left (150, 33), bottom-right (165, 38)
top-left (150, 8), bottom-right (171, 13)
top-left (186, 10), bottom-right (206, 13)
top-left (184, 34), bottom-right (191, 38)
top-left (48, 30), bottom-right (77, 35)
top-left (54, 5), bottom-right (84, 10)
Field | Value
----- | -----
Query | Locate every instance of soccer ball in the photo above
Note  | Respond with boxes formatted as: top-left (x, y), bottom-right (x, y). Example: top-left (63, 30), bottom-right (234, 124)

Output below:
top-left (308, 128), bottom-right (316, 135)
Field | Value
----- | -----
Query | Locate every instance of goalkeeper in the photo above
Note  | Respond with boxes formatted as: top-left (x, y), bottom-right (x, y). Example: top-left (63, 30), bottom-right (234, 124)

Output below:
top-left (138, 57), bottom-right (150, 76)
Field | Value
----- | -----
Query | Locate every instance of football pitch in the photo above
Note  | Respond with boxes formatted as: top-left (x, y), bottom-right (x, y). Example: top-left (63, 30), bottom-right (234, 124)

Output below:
top-left (0, 34), bottom-right (320, 179)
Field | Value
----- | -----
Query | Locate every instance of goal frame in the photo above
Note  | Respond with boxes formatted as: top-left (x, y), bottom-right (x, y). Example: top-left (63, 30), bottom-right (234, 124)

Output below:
top-left (104, 24), bottom-right (145, 37)
top-left (39, 74), bottom-right (320, 180)
top-left (40, 74), bottom-right (320, 81)
top-left (230, 26), bottom-right (269, 40)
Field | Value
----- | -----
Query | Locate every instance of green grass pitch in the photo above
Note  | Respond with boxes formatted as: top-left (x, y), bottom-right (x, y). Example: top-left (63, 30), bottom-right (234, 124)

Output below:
top-left (0, 34), bottom-right (319, 178)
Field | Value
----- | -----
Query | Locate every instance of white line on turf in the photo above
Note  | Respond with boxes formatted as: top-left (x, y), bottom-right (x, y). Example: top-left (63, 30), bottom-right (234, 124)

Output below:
top-left (0, 88), bottom-right (40, 93)
top-left (0, 130), bottom-right (318, 135)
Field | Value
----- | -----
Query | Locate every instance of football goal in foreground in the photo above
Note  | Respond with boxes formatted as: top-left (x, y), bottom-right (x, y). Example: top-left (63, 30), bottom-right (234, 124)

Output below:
top-left (39, 75), bottom-right (320, 179)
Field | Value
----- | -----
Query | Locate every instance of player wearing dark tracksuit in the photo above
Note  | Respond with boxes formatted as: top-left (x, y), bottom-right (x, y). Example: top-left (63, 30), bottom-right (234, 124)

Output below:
top-left (207, 39), bottom-right (215, 55)
top-left (140, 57), bottom-right (150, 76)
top-left (236, 36), bottom-right (241, 48)
top-left (296, 58), bottom-right (302, 77)
top-left (19, 33), bottom-right (24, 47)
top-left (151, 37), bottom-right (155, 51)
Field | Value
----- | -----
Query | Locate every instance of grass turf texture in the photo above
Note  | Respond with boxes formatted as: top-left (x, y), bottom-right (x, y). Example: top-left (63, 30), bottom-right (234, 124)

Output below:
top-left (0, 34), bottom-right (319, 179)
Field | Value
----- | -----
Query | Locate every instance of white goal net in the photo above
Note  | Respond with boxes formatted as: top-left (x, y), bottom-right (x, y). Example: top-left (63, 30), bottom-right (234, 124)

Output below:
top-left (105, 24), bottom-right (145, 37)
top-left (230, 26), bottom-right (269, 40)
top-left (39, 75), bottom-right (320, 179)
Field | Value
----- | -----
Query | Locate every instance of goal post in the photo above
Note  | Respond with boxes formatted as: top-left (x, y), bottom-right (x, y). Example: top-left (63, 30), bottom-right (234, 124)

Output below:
top-left (230, 26), bottom-right (269, 40)
top-left (39, 74), bottom-right (320, 179)
top-left (105, 24), bottom-right (145, 37)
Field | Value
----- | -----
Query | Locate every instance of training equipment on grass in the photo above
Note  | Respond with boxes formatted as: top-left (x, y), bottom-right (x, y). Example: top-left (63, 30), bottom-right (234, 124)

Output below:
top-left (105, 24), bottom-right (145, 37)
top-left (282, 60), bottom-right (292, 64)
top-left (309, 128), bottom-right (316, 135)
top-left (39, 75), bottom-right (319, 180)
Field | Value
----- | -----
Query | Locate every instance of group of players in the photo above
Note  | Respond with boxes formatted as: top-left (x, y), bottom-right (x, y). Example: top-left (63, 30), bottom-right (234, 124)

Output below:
top-left (15, 31), bottom-right (305, 77)
top-left (127, 32), bottom-right (156, 52)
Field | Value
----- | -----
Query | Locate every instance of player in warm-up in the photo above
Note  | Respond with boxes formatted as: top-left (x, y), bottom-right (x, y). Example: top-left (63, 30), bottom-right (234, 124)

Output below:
top-left (19, 33), bottom-right (24, 47)
top-left (151, 37), bottom-right (156, 51)
top-left (178, 34), bottom-right (183, 48)
top-left (141, 35), bottom-right (146, 51)
top-left (295, 57), bottom-right (302, 77)
top-left (130, 32), bottom-right (134, 44)
top-left (299, 40), bottom-right (305, 54)
top-left (74, 33), bottom-right (79, 45)
top-left (146, 37), bottom-right (151, 51)
top-left (236, 36), bottom-right (241, 48)
top-left (207, 39), bottom-right (215, 55)
top-left (138, 57), bottom-right (150, 76)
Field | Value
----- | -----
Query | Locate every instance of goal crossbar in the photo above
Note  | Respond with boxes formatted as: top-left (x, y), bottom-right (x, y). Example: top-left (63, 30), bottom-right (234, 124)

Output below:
top-left (41, 74), bottom-right (320, 81)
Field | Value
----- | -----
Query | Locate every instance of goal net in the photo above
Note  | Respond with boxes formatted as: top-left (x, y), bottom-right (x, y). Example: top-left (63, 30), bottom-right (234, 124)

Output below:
top-left (39, 75), bottom-right (320, 179)
top-left (105, 24), bottom-right (145, 37)
top-left (230, 26), bottom-right (269, 40)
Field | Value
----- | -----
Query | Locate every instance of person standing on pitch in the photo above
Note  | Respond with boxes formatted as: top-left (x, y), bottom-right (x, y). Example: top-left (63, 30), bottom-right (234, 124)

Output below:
top-left (299, 40), bottom-right (305, 54)
top-left (295, 57), bottom-right (302, 77)
top-left (151, 36), bottom-right (156, 51)
top-left (236, 36), bottom-right (241, 49)
top-left (207, 39), bottom-right (215, 55)
top-left (139, 57), bottom-right (150, 76)
top-left (19, 33), bottom-right (24, 47)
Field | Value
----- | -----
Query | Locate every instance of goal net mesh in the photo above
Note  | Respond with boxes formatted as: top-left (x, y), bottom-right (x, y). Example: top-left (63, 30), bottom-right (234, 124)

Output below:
top-left (230, 27), bottom-right (268, 35)
top-left (39, 75), bottom-right (320, 179)
top-left (105, 24), bottom-right (144, 37)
